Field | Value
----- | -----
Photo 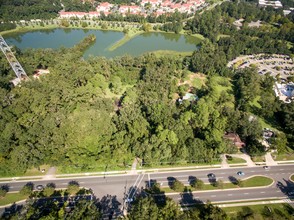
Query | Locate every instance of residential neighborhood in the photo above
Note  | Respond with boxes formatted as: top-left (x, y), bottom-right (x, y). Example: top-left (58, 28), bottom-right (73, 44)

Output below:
top-left (59, 0), bottom-right (206, 18)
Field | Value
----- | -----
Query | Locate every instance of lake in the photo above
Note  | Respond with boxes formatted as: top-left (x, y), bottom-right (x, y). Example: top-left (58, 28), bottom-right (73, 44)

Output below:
top-left (4, 28), bottom-right (201, 58)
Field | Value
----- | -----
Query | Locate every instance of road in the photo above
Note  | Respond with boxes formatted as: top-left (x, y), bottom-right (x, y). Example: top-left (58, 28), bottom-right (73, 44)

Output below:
top-left (1, 165), bottom-right (294, 216)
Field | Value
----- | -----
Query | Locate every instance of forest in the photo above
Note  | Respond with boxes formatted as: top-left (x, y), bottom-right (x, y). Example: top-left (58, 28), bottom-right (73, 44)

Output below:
top-left (0, 1), bottom-right (293, 176)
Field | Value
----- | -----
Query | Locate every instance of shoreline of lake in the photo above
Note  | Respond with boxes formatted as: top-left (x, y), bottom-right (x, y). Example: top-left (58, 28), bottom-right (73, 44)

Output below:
top-left (3, 21), bottom-right (203, 58)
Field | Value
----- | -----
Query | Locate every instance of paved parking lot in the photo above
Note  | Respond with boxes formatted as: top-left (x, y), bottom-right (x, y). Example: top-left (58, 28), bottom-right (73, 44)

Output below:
top-left (228, 54), bottom-right (294, 79)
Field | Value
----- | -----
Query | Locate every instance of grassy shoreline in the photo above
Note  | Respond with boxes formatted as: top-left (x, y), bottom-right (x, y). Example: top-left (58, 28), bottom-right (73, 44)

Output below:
top-left (107, 30), bottom-right (144, 51)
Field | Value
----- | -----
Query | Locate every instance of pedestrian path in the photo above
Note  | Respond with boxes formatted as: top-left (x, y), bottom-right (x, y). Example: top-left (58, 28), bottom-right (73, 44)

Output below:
top-left (229, 153), bottom-right (256, 167)
top-left (43, 167), bottom-right (56, 180)
top-left (265, 152), bottom-right (278, 166)
top-left (221, 154), bottom-right (229, 168)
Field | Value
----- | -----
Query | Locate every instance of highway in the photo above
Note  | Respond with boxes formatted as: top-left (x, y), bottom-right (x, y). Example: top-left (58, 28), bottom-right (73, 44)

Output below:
top-left (1, 164), bottom-right (294, 215)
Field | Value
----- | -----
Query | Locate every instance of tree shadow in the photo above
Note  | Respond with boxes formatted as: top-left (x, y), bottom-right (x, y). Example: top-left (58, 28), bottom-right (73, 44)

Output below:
top-left (276, 178), bottom-right (294, 199)
top-left (46, 183), bottom-right (56, 188)
top-left (145, 179), bottom-right (167, 206)
top-left (1, 184), bottom-right (9, 193)
top-left (25, 182), bottom-right (34, 190)
top-left (1, 203), bottom-right (24, 219)
top-left (228, 176), bottom-right (238, 185)
top-left (167, 176), bottom-right (176, 189)
top-left (207, 176), bottom-right (217, 186)
top-left (68, 180), bottom-right (79, 187)
top-left (180, 188), bottom-right (204, 207)
top-left (98, 194), bottom-right (122, 220)
top-left (188, 176), bottom-right (197, 186)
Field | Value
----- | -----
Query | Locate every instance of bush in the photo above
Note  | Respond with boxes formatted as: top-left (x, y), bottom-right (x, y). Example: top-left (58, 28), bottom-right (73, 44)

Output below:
top-left (191, 179), bottom-right (204, 190)
top-left (171, 179), bottom-right (185, 192)
top-left (67, 181), bottom-right (80, 195)
top-left (20, 183), bottom-right (34, 196)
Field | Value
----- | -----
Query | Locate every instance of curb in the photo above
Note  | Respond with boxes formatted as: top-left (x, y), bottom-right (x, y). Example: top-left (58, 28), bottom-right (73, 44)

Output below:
top-left (0, 199), bottom-right (27, 209)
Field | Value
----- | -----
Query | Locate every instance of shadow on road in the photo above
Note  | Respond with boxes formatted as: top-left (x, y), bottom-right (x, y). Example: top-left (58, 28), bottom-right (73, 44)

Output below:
top-left (180, 188), bottom-right (204, 207)
top-left (145, 179), bottom-right (167, 206)
top-left (98, 194), bottom-right (122, 220)
top-left (276, 178), bottom-right (294, 200)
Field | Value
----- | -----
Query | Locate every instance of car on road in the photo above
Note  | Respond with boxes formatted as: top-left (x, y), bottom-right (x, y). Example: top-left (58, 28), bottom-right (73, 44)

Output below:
top-left (263, 166), bottom-right (270, 170)
top-left (207, 173), bottom-right (216, 178)
top-left (36, 185), bottom-right (44, 190)
top-left (237, 171), bottom-right (245, 176)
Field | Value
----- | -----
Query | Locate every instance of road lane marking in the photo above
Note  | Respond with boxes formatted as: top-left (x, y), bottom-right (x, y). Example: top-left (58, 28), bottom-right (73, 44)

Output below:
top-left (244, 193), bottom-right (249, 195)
top-left (228, 194), bottom-right (232, 196)
top-left (9, 186), bottom-right (14, 188)
top-left (211, 195), bottom-right (216, 197)
top-left (260, 192), bottom-right (265, 194)
top-left (250, 171), bottom-right (255, 172)
top-left (61, 183), bottom-right (67, 185)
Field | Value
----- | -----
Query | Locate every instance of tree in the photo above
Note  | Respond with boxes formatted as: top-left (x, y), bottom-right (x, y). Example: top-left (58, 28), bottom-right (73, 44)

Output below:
top-left (171, 179), bottom-right (185, 192)
top-left (128, 196), bottom-right (160, 220)
top-left (0, 185), bottom-right (8, 198)
top-left (217, 179), bottom-right (224, 189)
top-left (43, 184), bottom-right (55, 197)
top-left (20, 183), bottom-right (34, 196)
top-left (67, 181), bottom-right (80, 196)
top-left (191, 179), bottom-right (205, 190)
top-left (199, 202), bottom-right (228, 220)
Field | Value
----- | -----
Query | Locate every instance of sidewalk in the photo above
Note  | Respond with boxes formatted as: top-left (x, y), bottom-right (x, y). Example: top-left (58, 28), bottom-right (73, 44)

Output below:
top-left (0, 158), bottom-right (293, 182)
top-left (221, 154), bottom-right (229, 168)
top-left (265, 152), bottom-right (278, 166)
top-left (228, 154), bottom-right (256, 167)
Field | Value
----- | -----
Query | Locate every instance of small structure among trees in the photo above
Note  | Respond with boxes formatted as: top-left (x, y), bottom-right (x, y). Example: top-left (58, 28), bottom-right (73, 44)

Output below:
top-left (224, 132), bottom-right (245, 149)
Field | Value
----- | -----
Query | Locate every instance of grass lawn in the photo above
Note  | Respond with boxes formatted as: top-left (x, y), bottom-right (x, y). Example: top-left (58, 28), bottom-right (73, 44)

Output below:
top-left (273, 152), bottom-right (294, 161)
top-left (161, 176), bottom-right (273, 193)
top-left (150, 50), bottom-right (193, 58)
top-left (251, 156), bottom-right (265, 163)
top-left (227, 157), bottom-right (247, 164)
top-left (223, 203), bottom-right (294, 218)
top-left (291, 175), bottom-right (294, 182)
top-left (24, 164), bottom-right (50, 176)
top-left (242, 176), bottom-right (273, 187)
top-left (0, 193), bottom-right (28, 206)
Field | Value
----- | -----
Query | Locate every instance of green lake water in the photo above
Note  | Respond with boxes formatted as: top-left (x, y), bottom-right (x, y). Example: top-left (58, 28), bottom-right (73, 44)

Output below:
top-left (5, 28), bottom-right (201, 58)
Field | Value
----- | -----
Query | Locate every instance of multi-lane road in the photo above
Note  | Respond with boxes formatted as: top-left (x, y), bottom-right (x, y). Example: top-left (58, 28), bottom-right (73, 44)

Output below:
top-left (1, 164), bottom-right (294, 215)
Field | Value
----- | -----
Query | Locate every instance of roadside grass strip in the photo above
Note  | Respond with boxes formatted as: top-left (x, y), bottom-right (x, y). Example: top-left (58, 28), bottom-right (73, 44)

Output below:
top-left (227, 157), bottom-right (247, 164)
top-left (161, 176), bottom-right (273, 193)
top-left (222, 203), bottom-right (294, 218)
top-left (291, 174), bottom-right (294, 182)
top-left (0, 193), bottom-right (27, 206)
